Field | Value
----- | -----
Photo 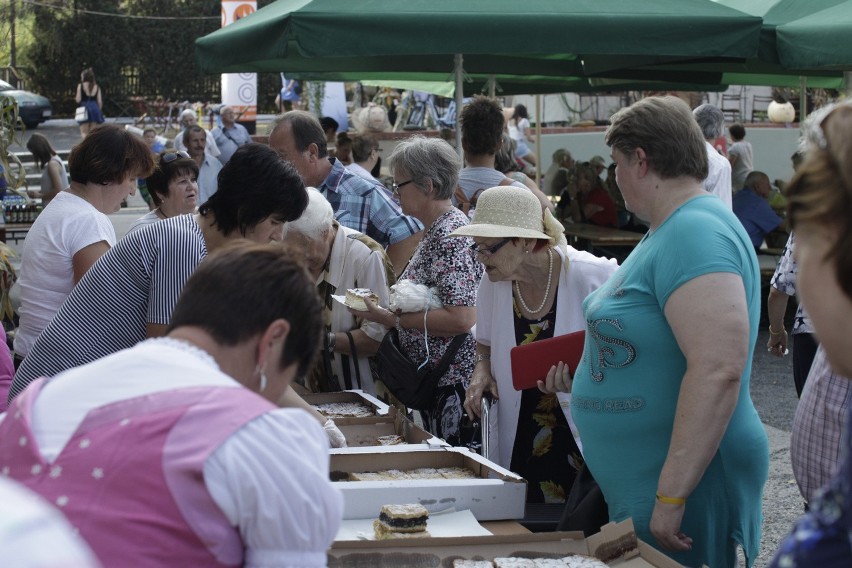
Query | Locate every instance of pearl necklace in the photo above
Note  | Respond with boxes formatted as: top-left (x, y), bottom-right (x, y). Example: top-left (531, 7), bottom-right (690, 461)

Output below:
top-left (514, 248), bottom-right (554, 315)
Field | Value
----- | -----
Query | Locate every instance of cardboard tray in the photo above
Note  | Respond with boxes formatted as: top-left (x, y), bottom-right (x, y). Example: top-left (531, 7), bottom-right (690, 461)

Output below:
top-left (302, 389), bottom-right (391, 419)
top-left (333, 409), bottom-right (449, 450)
top-left (328, 518), bottom-right (685, 567)
top-left (330, 447), bottom-right (526, 521)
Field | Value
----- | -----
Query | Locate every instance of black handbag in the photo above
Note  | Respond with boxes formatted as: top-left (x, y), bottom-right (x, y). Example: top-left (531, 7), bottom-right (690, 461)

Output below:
top-left (376, 328), bottom-right (468, 410)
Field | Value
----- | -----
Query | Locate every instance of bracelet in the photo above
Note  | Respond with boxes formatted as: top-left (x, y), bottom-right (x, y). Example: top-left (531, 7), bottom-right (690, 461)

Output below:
top-left (475, 353), bottom-right (491, 364)
top-left (655, 493), bottom-right (686, 506)
top-left (395, 313), bottom-right (401, 329)
top-left (768, 323), bottom-right (787, 336)
top-left (326, 331), bottom-right (336, 353)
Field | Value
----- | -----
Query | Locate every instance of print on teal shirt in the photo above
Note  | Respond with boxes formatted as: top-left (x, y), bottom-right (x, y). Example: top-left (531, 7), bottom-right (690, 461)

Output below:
top-left (586, 317), bottom-right (636, 382)
top-left (572, 395), bottom-right (646, 413)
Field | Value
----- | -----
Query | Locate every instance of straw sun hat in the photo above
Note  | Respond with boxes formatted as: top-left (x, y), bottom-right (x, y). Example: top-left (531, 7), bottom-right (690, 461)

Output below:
top-left (449, 186), bottom-right (566, 250)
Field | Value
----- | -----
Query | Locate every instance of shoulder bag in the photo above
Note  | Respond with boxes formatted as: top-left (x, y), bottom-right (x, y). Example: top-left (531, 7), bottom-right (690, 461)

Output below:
top-left (376, 328), bottom-right (468, 410)
top-left (75, 105), bottom-right (88, 123)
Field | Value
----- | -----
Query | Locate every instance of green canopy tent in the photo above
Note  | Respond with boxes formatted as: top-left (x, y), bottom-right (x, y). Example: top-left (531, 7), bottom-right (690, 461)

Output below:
top-left (775, 0), bottom-right (852, 70)
top-left (713, 0), bottom-right (851, 68)
top-left (196, 0), bottom-right (764, 148)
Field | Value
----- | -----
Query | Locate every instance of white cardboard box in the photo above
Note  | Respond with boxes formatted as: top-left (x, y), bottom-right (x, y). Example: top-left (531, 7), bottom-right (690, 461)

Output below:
top-left (331, 409), bottom-right (449, 452)
top-left (302, 389), bottom-right (391, 418)
top-left (330, 447), bottom-right (526, 521)
top-left (328, 518), bottom-right (686, 567)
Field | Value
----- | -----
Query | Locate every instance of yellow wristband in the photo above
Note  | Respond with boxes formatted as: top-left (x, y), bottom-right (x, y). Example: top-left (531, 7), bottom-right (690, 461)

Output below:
top-left (656, 493), bottom-right (686, 506)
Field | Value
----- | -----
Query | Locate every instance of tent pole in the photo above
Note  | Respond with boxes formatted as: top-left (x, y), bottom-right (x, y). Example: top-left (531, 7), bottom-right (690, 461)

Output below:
top-left (454, 53), bottom-right (464, 158)
top-left (799, 76), bottom-right (807, 129)
top-left (488, 75), bottom-right (496, 97)
top-left (535, 94), bottom-right (542, 186)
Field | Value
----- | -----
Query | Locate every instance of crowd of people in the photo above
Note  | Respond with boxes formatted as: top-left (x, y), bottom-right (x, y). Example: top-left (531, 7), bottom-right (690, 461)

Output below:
top-left (3, 92), bottom-right (852, 568)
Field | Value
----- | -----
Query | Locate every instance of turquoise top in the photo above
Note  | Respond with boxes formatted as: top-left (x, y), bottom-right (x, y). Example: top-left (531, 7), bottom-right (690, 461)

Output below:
top-left (572, 195), bottom-right (769, 568)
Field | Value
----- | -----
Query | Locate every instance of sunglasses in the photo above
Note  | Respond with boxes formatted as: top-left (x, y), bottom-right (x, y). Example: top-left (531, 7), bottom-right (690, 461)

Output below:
top-left (161, 151), bottom-right (191, 164)
top-left (469, 238), bottom-right (512, 256)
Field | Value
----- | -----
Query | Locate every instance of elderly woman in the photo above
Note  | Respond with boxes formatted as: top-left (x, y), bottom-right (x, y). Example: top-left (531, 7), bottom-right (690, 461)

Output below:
top-left (567, 96), bottom-right (769, 568)
top-left (769, 101), bottom-right (852, 567)
top-left (12, 144), bottom-right (303, 400)
top-left (358, 136), bottom-right (483, 447)
top-left (454, 185), bottom-right (616, 503)
top-left (282, 188), bottom-right (394, 394)
top-left (1, 244), bottom-right (342, 566)
top-left (127, 150), bottom-right (199, 234)
top-left (13, 125), bottom-right (153, 368)
top-left (25, 133), bottom-right (69, 205)
top-left (173, 108), bottom-right (220, 159)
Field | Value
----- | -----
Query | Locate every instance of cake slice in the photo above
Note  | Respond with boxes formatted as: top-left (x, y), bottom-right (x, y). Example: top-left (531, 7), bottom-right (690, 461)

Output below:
top-left (345, 288), bottom-right (379, 311)
top-left (374, 504), bottom-right (429, 534)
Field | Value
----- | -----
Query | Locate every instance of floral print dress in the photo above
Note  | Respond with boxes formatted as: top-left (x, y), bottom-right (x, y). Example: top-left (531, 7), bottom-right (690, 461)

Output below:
top-left (509, 292), bottom-right (582, 503)
top-left (398, 207), bottom-right (483, 447)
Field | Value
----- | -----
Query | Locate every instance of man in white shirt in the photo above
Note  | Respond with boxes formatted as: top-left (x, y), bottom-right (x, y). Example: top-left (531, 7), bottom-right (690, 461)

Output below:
top-left (693, 104), bottom-right (733, 208)
top-left (186, 125), bottom-right (223, 205)
top-left (212, 105), bottom-right (252, 165)
top-left (173, 109), bottom-right (220, 159)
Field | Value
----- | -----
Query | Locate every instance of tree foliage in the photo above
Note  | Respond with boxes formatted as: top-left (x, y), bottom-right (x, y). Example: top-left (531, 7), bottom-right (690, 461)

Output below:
top-left (20, 0), bottom-right (281, 116)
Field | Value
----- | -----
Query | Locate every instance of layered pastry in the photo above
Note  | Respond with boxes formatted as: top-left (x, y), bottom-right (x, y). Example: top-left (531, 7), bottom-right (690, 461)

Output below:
top-left (313, 402), bottom-right (373, 418)
top-left (345, 466), bottom-right (477, 481)
top-left (345, 288), bottom-right (379, 311)
top-left (373, 504), bottom-right (430, 539)
top-left (376, 434), bottom-right (406, 446)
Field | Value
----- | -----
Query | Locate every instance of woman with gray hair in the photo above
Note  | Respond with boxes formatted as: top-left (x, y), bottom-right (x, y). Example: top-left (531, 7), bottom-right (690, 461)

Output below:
top-left (173, 108), bottom-right (220, 159)
top-left (282, 188), bottom-right (394, 395)
top-left (358, 136), bottom-right (483, 447)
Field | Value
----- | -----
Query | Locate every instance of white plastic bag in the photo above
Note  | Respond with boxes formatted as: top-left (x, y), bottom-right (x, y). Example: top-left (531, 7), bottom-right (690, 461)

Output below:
top-left (388, 279), bottom-right (443, 313)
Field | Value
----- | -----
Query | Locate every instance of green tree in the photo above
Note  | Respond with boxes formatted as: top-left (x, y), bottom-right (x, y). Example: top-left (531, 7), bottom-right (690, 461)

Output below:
top-left (19, 0), bottom-right (283, 116)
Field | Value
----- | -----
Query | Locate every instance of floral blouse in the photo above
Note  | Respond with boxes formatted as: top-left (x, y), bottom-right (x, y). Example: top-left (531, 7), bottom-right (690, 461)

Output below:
top-left (770, 232), bottom-right (813, 335)
top-left (398, 208), bottom-right (483, 387)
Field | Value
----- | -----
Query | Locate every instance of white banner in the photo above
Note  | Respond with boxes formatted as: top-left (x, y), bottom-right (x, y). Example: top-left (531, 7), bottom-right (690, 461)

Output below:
top-left (221, 1), bottom-right (257, 121)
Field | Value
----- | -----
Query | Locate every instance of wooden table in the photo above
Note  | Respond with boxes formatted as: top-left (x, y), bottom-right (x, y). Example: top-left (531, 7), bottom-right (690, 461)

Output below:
top-left (0, 222), bottom-right (34, 244)
top-left (563, 223), bottom-right (644, 258)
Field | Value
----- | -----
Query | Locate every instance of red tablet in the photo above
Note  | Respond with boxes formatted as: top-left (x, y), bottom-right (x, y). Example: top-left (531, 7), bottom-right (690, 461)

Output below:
top-left (510, 330), bottom-right (586, 391)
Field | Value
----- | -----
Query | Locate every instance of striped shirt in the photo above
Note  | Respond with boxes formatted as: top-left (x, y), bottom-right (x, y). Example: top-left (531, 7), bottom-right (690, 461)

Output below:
top-left (10, 215), bottom-right (207, 401)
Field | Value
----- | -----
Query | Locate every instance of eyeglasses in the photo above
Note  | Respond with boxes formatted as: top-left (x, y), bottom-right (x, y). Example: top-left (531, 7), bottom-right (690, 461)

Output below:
top-left (392, 179), bottom-right (414, 195)
top-left (469, 238), bottom-right (512, 256)
top-left (161, 151), bottom-right (190, 164)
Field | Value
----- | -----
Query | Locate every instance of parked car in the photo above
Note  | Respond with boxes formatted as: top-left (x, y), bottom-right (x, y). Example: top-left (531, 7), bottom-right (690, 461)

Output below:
top-left (0, 80), bottom-right (52, 129)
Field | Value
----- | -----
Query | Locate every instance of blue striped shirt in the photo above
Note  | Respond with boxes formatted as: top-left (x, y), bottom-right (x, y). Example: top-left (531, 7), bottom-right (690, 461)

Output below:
top-left (10, 215), bottom-right (207, 401)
